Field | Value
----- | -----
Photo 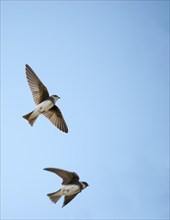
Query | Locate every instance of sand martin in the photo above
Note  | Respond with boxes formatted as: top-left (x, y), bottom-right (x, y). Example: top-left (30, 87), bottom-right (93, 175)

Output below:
top-left (44, 167), bottom-right (89, 207)
top-left (23, 64), bottom-right (68, 133)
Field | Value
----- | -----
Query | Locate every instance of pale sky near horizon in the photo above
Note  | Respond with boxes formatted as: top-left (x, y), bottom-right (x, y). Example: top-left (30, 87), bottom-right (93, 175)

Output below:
top-left (1, 1), bottom-right (169, 219)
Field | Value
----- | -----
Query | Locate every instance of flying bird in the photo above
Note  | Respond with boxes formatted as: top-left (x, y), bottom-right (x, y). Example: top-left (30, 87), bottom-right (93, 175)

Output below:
top-left (44, 167), bottom-right (89, 207)
top-left (23, 64), bottom-right (68, 133)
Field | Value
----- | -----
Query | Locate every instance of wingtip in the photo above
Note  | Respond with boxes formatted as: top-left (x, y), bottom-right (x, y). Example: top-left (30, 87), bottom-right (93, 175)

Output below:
top-left (43, 168), bottom-right (49, 171)
top-left (62, 126), bottom-right (68, 133)
top-left (58, 128), bottom-right (68, 133)
top-left (25, 64), bottom-right (33, 71)
top-left (43, 167), bottom-right (54, 172)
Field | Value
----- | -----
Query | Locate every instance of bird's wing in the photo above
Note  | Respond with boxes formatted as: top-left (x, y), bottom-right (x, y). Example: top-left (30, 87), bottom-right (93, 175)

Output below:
top-left (25, 64), bottom-right (49, 104)
top-left (43, 105), bottom-right (68, 133)
top-left (62, 193), bottom-right (79, 207)
top-left (44, 168), bottom-right (79, 185)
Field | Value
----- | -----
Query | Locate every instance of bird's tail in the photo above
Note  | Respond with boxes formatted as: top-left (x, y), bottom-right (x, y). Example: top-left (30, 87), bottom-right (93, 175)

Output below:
top-left (47, 189), bottom-right (62, 204)
top-left (23, 111), bottom-right (38, 126)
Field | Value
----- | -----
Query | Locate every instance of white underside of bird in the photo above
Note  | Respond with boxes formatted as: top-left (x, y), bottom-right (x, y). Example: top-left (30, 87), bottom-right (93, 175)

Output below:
top-left (28, 100), bottom-right (54, 120)
top-left (54, 185), bottom-right (80, 196)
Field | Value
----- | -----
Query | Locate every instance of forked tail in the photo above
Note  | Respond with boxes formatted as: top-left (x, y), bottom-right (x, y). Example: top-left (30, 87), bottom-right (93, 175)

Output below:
top-left (47, 189), bottom-right (62, 204)
top-left (23, 111), bottom-right (38, 126)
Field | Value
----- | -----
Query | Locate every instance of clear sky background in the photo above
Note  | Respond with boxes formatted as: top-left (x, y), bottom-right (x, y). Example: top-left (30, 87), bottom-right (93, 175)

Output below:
top-left (1, 1), bottom-right (169, 219)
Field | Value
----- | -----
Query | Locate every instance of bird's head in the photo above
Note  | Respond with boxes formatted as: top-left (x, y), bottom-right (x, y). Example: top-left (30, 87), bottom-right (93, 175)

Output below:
top-left (51, 95), bottom-right (60, 103)
top-left (81, 181), bottom-right (89, 189)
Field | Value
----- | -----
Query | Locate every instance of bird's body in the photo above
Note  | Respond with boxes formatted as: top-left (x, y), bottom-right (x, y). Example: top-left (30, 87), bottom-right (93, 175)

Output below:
top-left (23, 96), bottom-right (58, 125)
top-left (60, 184), bottom-right (81, 196)
top-left (44, 168), bottom-right (88, 207)
top-left (30, 99), bottom-right (55, 116)
top-left (49, 184), bottom-right (81, 199)
top-left (23, 64), bottom-right (68, 133)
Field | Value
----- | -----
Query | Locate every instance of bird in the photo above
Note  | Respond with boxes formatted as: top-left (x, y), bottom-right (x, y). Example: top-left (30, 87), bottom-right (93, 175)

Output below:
top-left (44, 167), bottom-right (89, 207)
top-left (23, 64), bottom-right (68, 133)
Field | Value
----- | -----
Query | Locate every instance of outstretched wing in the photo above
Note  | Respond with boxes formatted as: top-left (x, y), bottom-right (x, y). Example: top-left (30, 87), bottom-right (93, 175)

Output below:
top-left (43, 105), bottom-right (68, 133)
top-left (25, 64), bottom-right (49, 104)
top-left (62, 193), bottom-right (79, 207)
top-left (44, 168), bottom-right (79, 185)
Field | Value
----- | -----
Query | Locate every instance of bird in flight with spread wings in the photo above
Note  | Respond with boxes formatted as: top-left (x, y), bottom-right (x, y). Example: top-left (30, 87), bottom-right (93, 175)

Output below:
top-left (23, 64), bottom-right (68, 133)
top-left (44, 167), bottom-right (88, 207)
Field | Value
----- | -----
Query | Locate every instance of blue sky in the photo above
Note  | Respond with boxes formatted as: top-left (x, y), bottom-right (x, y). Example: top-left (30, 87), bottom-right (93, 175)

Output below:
top-left (1, 1), bottom-right (169, 219)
